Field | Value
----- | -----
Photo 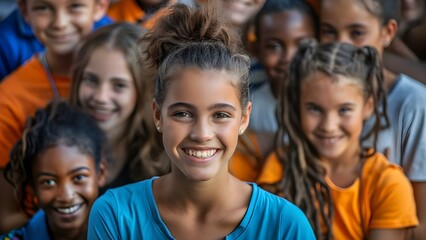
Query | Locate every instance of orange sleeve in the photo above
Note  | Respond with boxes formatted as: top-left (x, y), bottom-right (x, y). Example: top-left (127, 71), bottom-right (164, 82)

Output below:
top-left (0, 86), bottom-right (26, 167)
top-left (107, 0), bottom-right (173, 30)
top-left (107, 0), bottom-right (143, 22)
top-left (256, 152), bottom-right (283, 185)
top-left (370, 164), bottom-right (419, 229)
top-left (0, 57), bottom-right (70, 168)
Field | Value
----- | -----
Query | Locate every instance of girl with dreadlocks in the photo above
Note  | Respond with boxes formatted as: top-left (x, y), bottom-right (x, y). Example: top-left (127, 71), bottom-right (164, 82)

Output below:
top-left (87, 3), bottom-right (314, 239)
top-left (2, 100), bottom-right (107, 240)
top-left (257, 40), bottom-right (418, 239)
top-left (320, 1), bottom-right (426, 238)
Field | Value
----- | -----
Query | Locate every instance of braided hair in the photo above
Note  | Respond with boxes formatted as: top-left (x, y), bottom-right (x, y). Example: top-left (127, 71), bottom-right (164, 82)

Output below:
top-left (4, 100), bottom-right (107, 215)
top-left (274, 40), bottom-right (387, 239)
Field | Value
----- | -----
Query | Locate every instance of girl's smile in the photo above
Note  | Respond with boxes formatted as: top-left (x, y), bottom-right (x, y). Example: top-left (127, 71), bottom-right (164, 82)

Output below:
top-left (79, 46), bottom-right (137, 133)
top-left (154, 68), bottom-right (251, 181)
top-left (33, 144), bottom-right (103, 232)
top-left (300, 71), bottom-right (373, 162)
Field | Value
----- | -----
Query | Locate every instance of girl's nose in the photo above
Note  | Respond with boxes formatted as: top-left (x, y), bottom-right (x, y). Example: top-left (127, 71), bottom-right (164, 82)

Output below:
top-left (93, 85), bottom-right (110, 103)
top-left (52, 10), bottom-right (69, 30)
top-left (337, 34), bottom-right (353, 45)
top-left (56, 182), bottom-right (75, 202)
top-left (189, 118), bottom-right (214, 142)
top-left (320, 113), bottom-right (339, 132)
top-left (281, 46), bottom-right (297, 65)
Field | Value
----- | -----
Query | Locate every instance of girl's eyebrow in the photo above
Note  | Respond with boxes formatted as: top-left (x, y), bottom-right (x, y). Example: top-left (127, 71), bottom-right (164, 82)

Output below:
top-left (168, 102), bottom-right (236, 112)
top-left (168, 102), bottom-right (195, 111)
top-left (208, 103), bottom-right (236, 112)
top-left (35, 167), bottom-right (91, 178)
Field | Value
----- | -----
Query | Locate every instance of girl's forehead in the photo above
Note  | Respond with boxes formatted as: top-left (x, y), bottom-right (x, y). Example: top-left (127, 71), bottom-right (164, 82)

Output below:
top-left (304, 71), bottom-right (364, 89)
top-left (35, 144), bottom-right (95, 168)
top-left (164, 68), bottom-right (242, 104)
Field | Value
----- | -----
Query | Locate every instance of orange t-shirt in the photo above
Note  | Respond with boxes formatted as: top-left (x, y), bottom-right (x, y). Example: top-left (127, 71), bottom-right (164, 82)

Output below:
top-left (107, 0), bottom-right (174, 29)
top-left (258, 152), bottom-right (418, 239)
top-left (229, 131), bottom-right (263, 182)
top-left (0, 55), bottom-right (70, 167)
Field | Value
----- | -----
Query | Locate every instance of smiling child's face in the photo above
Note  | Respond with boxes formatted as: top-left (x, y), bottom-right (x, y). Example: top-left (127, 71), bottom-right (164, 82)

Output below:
top-left (23, 0), bottom-right (106, 56)
top-left (33, 144), bottom-right (105, 234)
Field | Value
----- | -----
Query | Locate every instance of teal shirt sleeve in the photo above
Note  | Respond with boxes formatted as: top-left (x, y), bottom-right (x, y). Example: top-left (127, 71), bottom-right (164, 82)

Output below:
top-left (87, 191), bottom-right (121, 240)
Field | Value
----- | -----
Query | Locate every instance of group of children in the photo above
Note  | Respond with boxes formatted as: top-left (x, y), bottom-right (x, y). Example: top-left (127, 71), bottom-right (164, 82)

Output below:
top-left (0, 0), bottom-right (425, 239)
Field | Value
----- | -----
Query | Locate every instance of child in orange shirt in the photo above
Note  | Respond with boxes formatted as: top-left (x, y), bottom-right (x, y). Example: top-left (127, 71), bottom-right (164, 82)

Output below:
top-left (107, 0), bottom-right (175, 29)
top-left (320, 0), bottom-right (426, 238)
top-left (0, 0), bottom-right (108, 233)
top-left (257, 40), bottom-right (418, 239)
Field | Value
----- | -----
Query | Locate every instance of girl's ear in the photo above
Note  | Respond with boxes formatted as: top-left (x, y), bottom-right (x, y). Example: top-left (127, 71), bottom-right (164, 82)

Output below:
top-left (239, 101), bottom-right (252, 134)
top-left (382, 19), bottom-right (398, 47)
top-left (96, 160), bottom-right (107, 188)
top-left (152, 99), bottom-right (162, 132)
top-left (363, 96), bottom-right (374, 120)
top-left (92, 0), bottom-right (109, 22)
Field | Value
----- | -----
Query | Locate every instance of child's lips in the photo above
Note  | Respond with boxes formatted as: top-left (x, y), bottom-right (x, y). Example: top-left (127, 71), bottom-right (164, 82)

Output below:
top-left (48, 32), bottom-right (76, 43)
top-left (89, 107), bottom-right (115, 122)
top-left (54, 203), bottom-right (84, 215)
top-left (316, 135), bottom-right (344, 146)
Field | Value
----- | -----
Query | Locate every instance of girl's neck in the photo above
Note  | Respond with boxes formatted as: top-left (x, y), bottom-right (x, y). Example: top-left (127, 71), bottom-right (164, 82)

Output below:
top-left (323, 148), bottom-right (362, 188)
top-left (383, 68), bottom-right (397, 91)
top-left (49, 223), bottom-right (86, 240)
top-left (45, 51), bottom-right (73, 77)
top-left (155, 168), bottom-right (243, 211)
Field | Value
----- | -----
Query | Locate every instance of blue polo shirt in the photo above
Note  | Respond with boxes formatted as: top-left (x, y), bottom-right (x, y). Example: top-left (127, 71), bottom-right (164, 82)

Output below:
top-left (0, 8), bottom-right (113, 81)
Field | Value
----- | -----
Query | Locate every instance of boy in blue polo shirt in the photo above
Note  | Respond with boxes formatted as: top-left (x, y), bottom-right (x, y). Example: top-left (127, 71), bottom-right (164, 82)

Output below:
top-left (0, 0), bottom-right (112, 80)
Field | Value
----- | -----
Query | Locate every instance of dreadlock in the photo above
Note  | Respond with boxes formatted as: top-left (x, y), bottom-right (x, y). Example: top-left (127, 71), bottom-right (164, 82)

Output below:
top-left (273, 40), bottom-right (387, 239)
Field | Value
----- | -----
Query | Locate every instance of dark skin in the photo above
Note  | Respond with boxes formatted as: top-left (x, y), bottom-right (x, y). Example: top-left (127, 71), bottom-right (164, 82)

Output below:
top-left (383, 50), bottom-right (426, 84)
top-left (0, 170), bottom-right (28, 233)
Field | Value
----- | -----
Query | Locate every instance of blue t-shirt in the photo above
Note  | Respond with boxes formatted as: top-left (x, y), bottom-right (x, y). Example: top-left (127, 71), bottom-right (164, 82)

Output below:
top-left (362, 74), bottom-right (426, 181)
top-left (88, 178), bottom-right (315, 239)
top-left (1, 210), bottom-right (50, 240)
top-left (0, 8), bottom-right (113, 81)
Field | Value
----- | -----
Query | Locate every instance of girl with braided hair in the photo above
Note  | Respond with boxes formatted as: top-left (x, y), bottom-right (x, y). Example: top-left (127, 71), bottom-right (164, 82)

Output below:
top-left (87, 3), bottom-right (314, 239)
top-left (257, 40), bottom-right (418, 239)
top-left (320, 1), bottom-right (426, 238)
top-left (2, 100), bottom-right (107, 240)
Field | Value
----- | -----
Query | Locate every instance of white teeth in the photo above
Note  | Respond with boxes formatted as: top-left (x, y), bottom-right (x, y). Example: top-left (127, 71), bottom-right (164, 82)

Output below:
top-left (186, 149), bottom-right (216, 158)
top-left (320, 137), bottom-right (340, 144)
top-left (94, 108), bottom-right (111, 114)
top-left (56, 204), bottom-right (81, 214)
